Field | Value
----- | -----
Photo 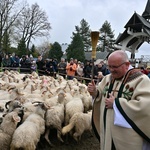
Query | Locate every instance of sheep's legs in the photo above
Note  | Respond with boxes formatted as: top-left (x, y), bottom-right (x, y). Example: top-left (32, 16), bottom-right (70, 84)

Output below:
top-left (73, 132), bottom-right (81, 141)
top-left (44, 128), bottom-right (54, 147)
top-left (57, 128), bottom-right (64, 143)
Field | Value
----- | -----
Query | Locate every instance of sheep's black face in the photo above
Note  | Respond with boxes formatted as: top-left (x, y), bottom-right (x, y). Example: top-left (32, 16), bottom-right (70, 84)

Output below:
top-left (18, 108), bottom-right (24, 116)
top-left (22, 75), bottom-right (28, 82)
top-left (16, 107), bottom-right (24, 127)
top-left (13, 101), bottom-right (22, 109)
top-left (5, 100), bottom-right (22, 112)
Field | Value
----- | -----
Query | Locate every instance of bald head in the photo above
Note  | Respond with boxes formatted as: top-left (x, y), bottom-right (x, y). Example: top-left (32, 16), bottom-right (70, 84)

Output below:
top-left (108, 50), bottom-right (129, 63)
top-left (108, 50), bottom-right (130, 79)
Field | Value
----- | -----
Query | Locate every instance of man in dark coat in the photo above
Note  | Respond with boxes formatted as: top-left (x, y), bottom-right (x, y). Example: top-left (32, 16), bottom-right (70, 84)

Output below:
top-left (36, 55), bottom-right (45, 76)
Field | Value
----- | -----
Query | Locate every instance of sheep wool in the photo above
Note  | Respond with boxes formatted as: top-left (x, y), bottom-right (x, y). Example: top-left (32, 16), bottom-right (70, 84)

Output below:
top-left (62, 111), bottom-right (92, 141)
top-left (0, 112), bottom-right (21, 150)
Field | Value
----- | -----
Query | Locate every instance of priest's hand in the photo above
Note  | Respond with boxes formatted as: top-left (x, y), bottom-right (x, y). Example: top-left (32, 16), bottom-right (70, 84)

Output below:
top-left (87, 80), bottom-right (97, 98)
top-left (105, 93), bottom-right (115, 109)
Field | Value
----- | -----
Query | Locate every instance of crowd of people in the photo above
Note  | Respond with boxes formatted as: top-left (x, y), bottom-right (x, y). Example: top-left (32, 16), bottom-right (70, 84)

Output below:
top-left (0, 53), bottom-right (110, 84)
top-left (0, 54), bottom-right (36, 73)
top-left (36, 55), bottom-right (110, 84)
top-left (0, 53), bottom-right (150, 84)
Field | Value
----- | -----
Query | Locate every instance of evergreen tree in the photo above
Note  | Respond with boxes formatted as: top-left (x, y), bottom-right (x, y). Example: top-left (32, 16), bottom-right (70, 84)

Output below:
top-left (9, 47), bottom-right (18, 55)
top-left (99, 20), bottom-right (115, 52)
top-left (49, 42), bottom-right (63, 61)
top-left (66, 33), bottom-right (85, 62)
top-left (17, 38), bottom-right (27, 57)
top-left (31, 44), bottom-right (35, 53)
top-left (30, 44), bottom-right (39, 58)
top-left (73, 19), bottom-right (91, 51)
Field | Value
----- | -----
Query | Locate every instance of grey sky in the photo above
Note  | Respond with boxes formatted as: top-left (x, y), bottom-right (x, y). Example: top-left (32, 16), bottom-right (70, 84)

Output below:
top-left (26, 0), bottom-right (149, 58)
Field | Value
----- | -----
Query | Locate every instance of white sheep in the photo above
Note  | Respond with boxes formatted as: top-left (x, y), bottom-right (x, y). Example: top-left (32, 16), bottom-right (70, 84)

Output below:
top-left (45, 103), bottom-right (65, 146)
top-left (44, 92), bottom-right (66, 146)
top-left (0, 69), bottom-right (93, 149)
top-left (79, 84), bottom-right (93, 112)
top-left (21, 102), bottom-right (37, 122)
top-left (0, 88), bottom-right (12, 101)
top-left (62, 111), bottom-right (92, 141)
top-left (1, 74), bottom-right (9, 83)
top-left (64, 97), bottom-right (84, 126)
top-left (10, 102), bottom-right (49, 150)
top-left (0, 111), bottom-right (21, 150)
top-left (44, 89), bottom-right (66, 107)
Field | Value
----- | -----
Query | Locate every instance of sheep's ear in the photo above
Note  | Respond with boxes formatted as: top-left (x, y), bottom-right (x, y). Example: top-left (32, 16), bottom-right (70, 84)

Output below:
top-left (5, 100), bottom-right (11, 109)
top-left (17, 89), bottom-right (24, 95)
top-left (13, 114), bottom-right (21, 123)
top-left (44, 103), bottom-right (51, 109)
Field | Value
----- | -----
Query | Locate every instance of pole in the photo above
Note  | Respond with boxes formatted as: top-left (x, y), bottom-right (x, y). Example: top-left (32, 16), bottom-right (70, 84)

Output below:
top-left (91, 31), bottom-right (99, 81)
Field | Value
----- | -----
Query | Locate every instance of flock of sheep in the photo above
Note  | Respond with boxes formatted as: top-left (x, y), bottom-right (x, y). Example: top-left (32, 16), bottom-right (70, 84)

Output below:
top-left (0, 70), bottom-right (93, 150)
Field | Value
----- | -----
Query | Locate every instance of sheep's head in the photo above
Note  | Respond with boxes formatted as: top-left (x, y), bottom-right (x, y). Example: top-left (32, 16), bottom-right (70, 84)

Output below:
top-left (8, 85), bottom-right (16, 91)
top-left (4, 70), bottom-right (10, 75)
top-left (13, 107), bottom-right (24, 116)
top-left (22, 76), bottom-right (27, 82)
top-left (4, 111), bottom-right (21, 126)
top-left (73, 78), bottom-right (78, 83)
top-left (32, 101), bottom-right (50, 110)
top-left (32, 101), bottom-right (51, 118)
top-left (56, 88), bottom-right (65, 94)
top-left (57, 92), bottom-right (66, 103)
top-left (13, 107), bottom-right (24, 127)
top-left (31, 84), bottom-right (37, 93)
top-left (57, 75), bottom-right (64, 83)
top-left (31, 71), bottom-right (38, 77)
top-left (5, 100), bottom-right (22, 112)
top-left (1, 109), bottom-right (22, 130)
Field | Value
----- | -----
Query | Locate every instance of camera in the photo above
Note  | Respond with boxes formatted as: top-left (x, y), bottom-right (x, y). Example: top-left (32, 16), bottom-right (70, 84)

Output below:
top-left (70, 67), bottom-right (72, 71)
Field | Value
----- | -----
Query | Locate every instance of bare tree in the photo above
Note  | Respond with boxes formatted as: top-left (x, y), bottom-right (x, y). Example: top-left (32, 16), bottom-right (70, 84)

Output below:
top-left (14, 3), bottom-right (51, 51)
top-left (36, 41), bottom-right (52, 57)
top-left (0, 0), bottom-right (25, 52)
